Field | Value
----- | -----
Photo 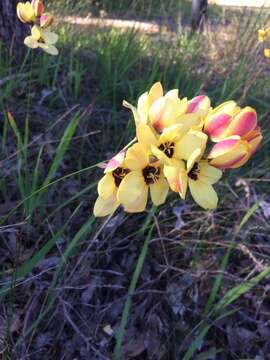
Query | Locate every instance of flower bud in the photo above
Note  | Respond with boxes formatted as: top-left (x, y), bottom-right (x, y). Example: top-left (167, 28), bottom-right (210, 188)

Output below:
top-left (31, 0), bottom-right (43, 17)
top-left (17, 2), bottom-right (35, 23)
top-left (223, 106), bottom-right (257, 139)
top-left (208, 136), bottom-right (250, 169)
top-left (40, 12), bottom-right (54, 28)
top-left (204, 101), bottom-right (237, 141)
top-left (244, 126), bottom-right (263, 156)
top-left (187, 95), bottom-right (211, 118)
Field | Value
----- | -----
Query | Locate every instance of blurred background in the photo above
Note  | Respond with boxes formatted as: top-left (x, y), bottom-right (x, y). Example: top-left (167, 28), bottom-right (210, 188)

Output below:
top-left (0, 1), bottom-right (270, 359)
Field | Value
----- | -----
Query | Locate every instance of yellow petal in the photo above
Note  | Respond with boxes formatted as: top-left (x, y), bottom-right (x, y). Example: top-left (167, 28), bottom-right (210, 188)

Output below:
top-left (151, 145), bottom-right (171, 165)
top-left (97, 173), bottom-right (115, 199)
top-left (149, 97), bottom-right (166, 132)
top-left (264, 48), bottom-right (270, 58)
top-left (93, 194), bottom-right (119, 217)
top-left (136, 123), bottom-right (157, 152)
top-left (187, 148), bottom-right (202, 173)
top-left (208, 138), bottom-right (250, 169)
top-left (189, 179), bottom-right (218, 210)
top-left (24, 36), bottom-right (38, 49)
top-left (17, 2), bottom-right (35, 23)
top-left (137, 92), bottom-right (149, 124)
top-left (163, 159), bottom-right (187, 199)
top-left (39, 43), bottom-right (59, 55)
top-left (150, 176), bottom-right (169, 205)
top-left (159, 123), bottom-right (186, 144)
top-left (199, 161), bottom-right (222, 184)
top-left (42, 29), bottom-right (58, 45)
top-left (124, 186), bottom-right (148, 213)
top-left (117, 170), bottom-right (146, 206)
top-left (174, 130), bottom-right (207, 161)
top-left (148, 82), bottom-right (163, 105)
top-left (174, 113), bottom-right (201, 131)
top-left (149, 97), bottom-right (177, 132)
top-left (31, 25), bottom-right (41, 40)
top-left (125, 143), bottom-right (148, 170)
top-left (176, 97), bottom-right (189, 117)
top-left (164, 89), bottom-right (179, 100)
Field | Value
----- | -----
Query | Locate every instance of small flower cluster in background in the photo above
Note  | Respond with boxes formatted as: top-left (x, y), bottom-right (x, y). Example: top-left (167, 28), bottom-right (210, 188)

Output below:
top-left (258, 28), bottom-right (270, 58)
top-left (94, 83), bottom-right (263, 217)
top-left (17, 0), bottom-right (58, 55)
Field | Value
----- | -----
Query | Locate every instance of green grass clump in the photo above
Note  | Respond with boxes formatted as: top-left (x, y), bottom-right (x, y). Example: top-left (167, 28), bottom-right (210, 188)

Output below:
top-left (0, 2), bottom-right (270, 359)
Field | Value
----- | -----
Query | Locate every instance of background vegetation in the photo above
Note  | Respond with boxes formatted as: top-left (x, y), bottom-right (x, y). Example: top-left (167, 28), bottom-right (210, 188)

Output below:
top-left (1, 1), bottom-right (270, 358)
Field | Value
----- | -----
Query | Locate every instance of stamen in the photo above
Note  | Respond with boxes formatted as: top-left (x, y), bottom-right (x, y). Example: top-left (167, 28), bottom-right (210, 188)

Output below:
top-left (188, 162), bottom-right (200, 181)
top-left (112, 167), bottom-right (130, 187)
top-left (142, 166), bottom-right (161, 185)
top-left (158, 141), bottom-right (175, 158)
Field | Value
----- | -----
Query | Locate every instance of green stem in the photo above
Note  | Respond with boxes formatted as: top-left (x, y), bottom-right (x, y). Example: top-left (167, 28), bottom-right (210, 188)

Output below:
top-left (19, 48), bottom-right (31, 74)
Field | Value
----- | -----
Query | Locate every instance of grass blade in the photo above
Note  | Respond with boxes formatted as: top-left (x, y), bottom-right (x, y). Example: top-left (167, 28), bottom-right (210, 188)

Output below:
top-left (113, 206), bottom-right (156, 360)
top-left (203, 202), bottom-right (259, 315)
top-left (183, 266), bottom-right (270, 360)
top-left (37, 110), bottom-right (81, 202)
top-left (14, 216), bottom-right (95, 346)
top-left (0, 203), bottom-right (81, 299)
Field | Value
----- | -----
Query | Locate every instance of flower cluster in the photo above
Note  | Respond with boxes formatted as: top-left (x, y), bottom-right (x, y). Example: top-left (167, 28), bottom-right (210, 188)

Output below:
top-left (258, 28), bottom-right (270, 58)
top-left (93, 83), bottom-right (262, 217)
top-left (17, 0), bottom-right (58, 55)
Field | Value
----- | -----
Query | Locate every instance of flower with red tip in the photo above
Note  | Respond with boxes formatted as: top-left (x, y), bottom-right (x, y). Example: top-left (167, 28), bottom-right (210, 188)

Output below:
top-left (204, 101), bottom-right (238, 141)
top-left (123, 82), bottom-right (188, 133)
top-left (40, 12), bottom-right (54, 28)
top-left (93, 150), bottom-right (129, 217)
top-left (164, 148), bottom-right (222, 209)
top-left (186, 95), bottom-right (211, 118)
top-left (206, 104), bottom-right (262, 168)
top-left (31, 0), bottom-right (43, 17)
top-left (208, 136), bottom-right (251, 169)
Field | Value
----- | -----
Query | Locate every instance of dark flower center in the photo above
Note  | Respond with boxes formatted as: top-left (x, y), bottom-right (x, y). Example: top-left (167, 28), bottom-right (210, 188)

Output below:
top-left (112, 167), bottom-right (130, 187)
top-left (143, 166), bottom-right (161, 185)
top-left (158, 141), bottom-right (175, 158)
top-left (188, 162), bottom-right (200, 181)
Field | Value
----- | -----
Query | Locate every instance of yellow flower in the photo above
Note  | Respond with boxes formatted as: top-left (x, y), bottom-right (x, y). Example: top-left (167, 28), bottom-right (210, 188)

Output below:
top-left (264, 48), bottom-right (270, 58)
top-left (258, 28), bottom-right (269, 43)
top-left (93, 150), bottom-right (129, 217)
top-left (208, 136), bottom-right (251, 169)
top-left (136, 116), bottom-right (204, 164)
top-left (24, 25), bottom-right (58, 55)
top-left (117, 143), bottom-right (169, 212)
top-left (17, 1), bottom-right (36, 23)
top-left (186, 95), bottom-right (211, 118)
top-left (123, 82), bottom-right (188, 133)
top-left (17, 0), bottom-right (47, 23)
top-left (164, 149), bottom-right (222, 210)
